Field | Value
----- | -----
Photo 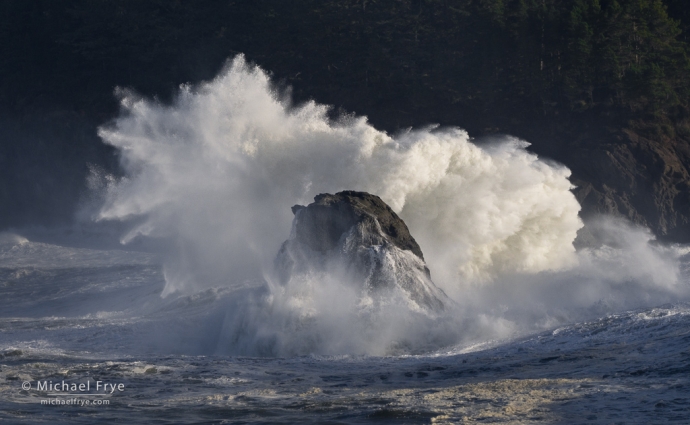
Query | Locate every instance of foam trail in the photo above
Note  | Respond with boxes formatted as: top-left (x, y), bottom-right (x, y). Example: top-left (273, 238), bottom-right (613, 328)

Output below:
top-left (93, 55), bottom-right (689, 356)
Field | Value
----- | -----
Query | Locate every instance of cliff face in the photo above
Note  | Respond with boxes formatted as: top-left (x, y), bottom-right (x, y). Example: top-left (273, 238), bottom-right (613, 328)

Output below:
top-left (568, 131), bottom-right (690, 241)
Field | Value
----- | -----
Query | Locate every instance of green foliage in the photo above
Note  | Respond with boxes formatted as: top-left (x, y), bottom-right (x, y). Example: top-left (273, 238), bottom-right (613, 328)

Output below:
top-left (561, 0), bottom-right (688, 115)
top-left (1, 0), bottom-right (689, 130)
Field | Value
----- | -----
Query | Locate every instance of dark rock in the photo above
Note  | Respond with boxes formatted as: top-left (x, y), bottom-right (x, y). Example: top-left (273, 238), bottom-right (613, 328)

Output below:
top-left (290, 191), bottom-right (425, 259)
top-left (276, 191), bottom-right (447, 312)
top-left (571, 129), bottom-right (690, 241)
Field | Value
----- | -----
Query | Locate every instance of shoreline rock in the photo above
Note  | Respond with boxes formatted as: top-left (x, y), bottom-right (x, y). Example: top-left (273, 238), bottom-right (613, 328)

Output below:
top-left (275, 191), bottom-right (448, 312)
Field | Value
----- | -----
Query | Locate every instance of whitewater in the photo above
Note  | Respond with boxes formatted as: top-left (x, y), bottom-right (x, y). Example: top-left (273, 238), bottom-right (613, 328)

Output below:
top-left (1, 56), bottom-right (690, 423)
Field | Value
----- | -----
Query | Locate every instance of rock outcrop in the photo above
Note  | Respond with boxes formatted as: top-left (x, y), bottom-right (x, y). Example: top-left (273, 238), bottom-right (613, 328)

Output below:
top-left (275, 191), bottom-right (447, 312)
top-left (569, 129), bottom-right (690, 241)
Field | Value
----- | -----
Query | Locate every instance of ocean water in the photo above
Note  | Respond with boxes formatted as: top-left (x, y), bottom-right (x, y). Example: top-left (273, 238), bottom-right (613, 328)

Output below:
top-left (1, 235), bottom-right (689, 424)
top-left (2, 56), bottom-right (690, 423)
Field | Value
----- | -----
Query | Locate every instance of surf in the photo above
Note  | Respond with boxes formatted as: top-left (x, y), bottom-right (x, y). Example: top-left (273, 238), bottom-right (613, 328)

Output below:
top-left (78, 55), bottom-right (690, 356)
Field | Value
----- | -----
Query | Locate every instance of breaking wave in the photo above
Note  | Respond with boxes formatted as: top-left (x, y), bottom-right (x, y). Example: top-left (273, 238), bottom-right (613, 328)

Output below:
top-left (89, 55), bottom-right (690, 355)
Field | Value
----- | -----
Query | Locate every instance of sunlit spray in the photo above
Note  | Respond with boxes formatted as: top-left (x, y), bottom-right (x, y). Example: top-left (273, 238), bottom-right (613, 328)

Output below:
top-left (93, 55), bottom-right (689, 355)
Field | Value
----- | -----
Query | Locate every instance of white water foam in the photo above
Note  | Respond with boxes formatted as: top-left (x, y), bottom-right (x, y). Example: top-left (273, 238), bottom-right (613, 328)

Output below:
top-left (88, 55), bottom-right (690, 356)
top-left (97, 55), bottom-right (581, 291)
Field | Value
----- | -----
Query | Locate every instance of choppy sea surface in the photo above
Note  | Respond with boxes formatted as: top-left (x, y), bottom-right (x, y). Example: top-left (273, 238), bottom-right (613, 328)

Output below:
top-left (1, 235), bottom-right (689, 424)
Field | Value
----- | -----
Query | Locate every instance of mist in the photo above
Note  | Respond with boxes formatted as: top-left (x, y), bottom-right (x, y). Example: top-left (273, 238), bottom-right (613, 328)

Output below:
top-left (87, 55), bottom-right (690, 356)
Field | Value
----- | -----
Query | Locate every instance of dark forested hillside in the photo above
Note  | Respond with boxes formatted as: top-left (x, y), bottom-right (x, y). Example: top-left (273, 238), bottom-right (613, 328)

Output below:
top-left (2, 0), bottom-right (690, 239)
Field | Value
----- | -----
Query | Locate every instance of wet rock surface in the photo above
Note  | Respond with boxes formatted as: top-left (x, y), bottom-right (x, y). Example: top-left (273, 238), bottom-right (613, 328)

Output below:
top-left (570, 129), bottom-right (690, 241)
top-left (276, 191), bottom-right (447, 312)
top-left (289, 191), bottom-right (425, 260)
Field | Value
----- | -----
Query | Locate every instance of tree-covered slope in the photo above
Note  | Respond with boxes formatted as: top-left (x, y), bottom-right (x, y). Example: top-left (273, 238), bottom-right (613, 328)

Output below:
top-left (2, 0), bottom-right (690, 239)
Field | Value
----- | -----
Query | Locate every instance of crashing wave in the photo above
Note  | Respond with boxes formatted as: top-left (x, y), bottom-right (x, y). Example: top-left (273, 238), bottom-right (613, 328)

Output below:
top-left (275, 191), bottom-right (448, 313)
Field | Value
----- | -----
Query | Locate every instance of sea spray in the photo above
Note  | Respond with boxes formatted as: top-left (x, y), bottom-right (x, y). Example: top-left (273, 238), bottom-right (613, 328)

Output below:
top-left (97, 55), bottom-right (582, 294)
top-left (91, 55), bottom-right (690, 355)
